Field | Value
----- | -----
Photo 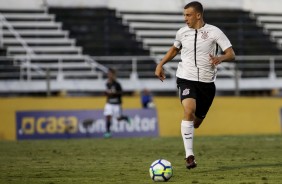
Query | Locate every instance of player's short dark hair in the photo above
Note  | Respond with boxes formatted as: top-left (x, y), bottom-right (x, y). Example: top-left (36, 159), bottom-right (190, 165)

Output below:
top-left (184, 1), bottom-right (204, 14)
top-left (108, 68), bottom-right (116, 74)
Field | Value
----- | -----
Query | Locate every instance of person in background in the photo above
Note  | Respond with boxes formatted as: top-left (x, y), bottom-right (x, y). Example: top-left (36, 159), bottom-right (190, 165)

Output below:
top-left (155, 1), bottom-right (235, 169)
top-left (103, 68), bottom-right (129, 138)
top-left (141, 88), bottom-right (155, 108)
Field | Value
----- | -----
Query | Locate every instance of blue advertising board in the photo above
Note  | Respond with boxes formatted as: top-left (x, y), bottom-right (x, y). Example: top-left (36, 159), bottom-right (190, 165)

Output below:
top-left (16, 109), bottom-right (159, 140)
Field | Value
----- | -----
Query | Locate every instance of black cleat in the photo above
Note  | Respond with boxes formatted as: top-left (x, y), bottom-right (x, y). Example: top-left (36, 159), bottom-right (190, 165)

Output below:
top-left (185, 155), bottom-right (197, 169)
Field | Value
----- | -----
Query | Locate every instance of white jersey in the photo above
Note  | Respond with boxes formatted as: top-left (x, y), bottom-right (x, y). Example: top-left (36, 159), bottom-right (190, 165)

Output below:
top-left (173, 23), bottom-right (232, 82)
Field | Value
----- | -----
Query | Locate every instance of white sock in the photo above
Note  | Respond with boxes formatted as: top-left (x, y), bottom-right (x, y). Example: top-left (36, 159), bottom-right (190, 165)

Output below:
top-left (181, 120), bottom-right (194, 158)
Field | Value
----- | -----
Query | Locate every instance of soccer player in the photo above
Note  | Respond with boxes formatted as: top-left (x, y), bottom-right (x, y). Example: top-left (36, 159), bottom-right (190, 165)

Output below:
top-left (155, 1), bottom-right (235, 169)
top-left (103, 68), bottom-right (129, 138)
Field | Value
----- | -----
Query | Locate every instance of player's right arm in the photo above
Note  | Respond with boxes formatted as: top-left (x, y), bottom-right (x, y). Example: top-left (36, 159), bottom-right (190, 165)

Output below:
top-left (155, 46), bottom-right (180, 82)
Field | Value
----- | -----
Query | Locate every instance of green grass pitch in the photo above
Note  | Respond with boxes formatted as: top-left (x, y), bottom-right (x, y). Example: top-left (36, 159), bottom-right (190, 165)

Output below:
top-left (0, 135), bottom-right (281, 184)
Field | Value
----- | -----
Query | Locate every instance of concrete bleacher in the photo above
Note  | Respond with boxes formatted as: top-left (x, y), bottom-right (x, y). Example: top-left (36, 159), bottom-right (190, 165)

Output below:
top-left (0, 57), bottom-right (20, 80)
top-left (254, 13), bottom-right (282, 49)
top-left (120, 10), bottom-right (281, 56)
top-left (49, 8), bottom-right (150, 56)
top-left (119, 9), bottom-right (282, 80)
top-left (251, 12), bottom-right (282, 78)
top-left (0, 9), bottom-right (82, 56)
top-left (49, 7), bottom-right (157, 79)
top-left (0, 8), bottom-right (105, 81)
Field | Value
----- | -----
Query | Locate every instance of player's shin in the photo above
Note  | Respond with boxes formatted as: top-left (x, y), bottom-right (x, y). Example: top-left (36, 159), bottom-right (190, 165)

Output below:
top-left (106, 120), bottom-right (111, 133)
top-left (181, 120), bottom-right (194, 158)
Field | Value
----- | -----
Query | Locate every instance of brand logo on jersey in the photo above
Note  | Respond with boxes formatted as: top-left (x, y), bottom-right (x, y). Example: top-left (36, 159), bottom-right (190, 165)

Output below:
top-left (201, 31), bottom-right (209, 40)
top-left (182, 88), bottom-right (190, 96)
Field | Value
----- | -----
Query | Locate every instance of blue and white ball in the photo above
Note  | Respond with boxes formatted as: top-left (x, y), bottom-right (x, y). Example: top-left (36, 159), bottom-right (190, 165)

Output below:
top-left (149, 159), bottom-right (173, 182)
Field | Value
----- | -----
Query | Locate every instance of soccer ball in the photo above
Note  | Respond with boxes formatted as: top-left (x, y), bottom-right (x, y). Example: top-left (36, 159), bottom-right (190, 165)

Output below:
top-left (149, 159), bottom-right (173, 182)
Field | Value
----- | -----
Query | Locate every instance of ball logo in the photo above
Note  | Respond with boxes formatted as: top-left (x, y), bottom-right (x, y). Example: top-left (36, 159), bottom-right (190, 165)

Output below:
top-left (182, 88), bottom-right (190, 96)
top-left (153, 168), bottom-right (173, 174)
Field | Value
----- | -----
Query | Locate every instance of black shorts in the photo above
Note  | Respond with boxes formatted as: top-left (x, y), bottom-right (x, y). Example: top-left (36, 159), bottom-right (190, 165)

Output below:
top-left (177, 78), bottom-right (216, 119)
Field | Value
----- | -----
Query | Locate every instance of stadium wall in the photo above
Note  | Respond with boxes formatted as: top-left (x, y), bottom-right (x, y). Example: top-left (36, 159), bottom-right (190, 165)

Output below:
top-left (0, 97), bottom-right (281, 140)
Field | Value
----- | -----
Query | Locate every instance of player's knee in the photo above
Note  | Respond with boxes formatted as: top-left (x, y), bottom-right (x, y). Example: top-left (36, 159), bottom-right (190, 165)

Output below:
top-left (184, 109), bottom-right (195, 119)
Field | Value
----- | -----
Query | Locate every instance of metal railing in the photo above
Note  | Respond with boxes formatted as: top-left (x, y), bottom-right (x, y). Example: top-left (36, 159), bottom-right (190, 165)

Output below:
top-left (0, 56), bottom-right (105, 80)
top-left (0, 12), bottom-right (47, 79)
top-left (92, 55), bottom-right (242, 79)
top-left (0, 13), bottom-right (35, 55)
top-left (8, 55), bottom-right (280, 83)
top-left (92, 55), bottom-right (282, 95)
top-left (0, 55), bottom-right (282, 95)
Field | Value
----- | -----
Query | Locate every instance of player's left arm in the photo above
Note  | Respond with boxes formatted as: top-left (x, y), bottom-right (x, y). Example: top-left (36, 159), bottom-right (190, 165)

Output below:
top-left (209, 47), bottom-right (235, 66)
top-left (114, 83), bottom-right (123, 96)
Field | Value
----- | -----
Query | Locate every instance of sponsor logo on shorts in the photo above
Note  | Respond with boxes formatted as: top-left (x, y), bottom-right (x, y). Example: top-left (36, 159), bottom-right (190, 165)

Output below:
top-left (182, 88), bottom-right (190, 96)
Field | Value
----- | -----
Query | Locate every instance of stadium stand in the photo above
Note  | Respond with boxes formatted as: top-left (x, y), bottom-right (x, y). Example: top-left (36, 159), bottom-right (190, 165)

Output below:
top-left (0, 4), bottom-right (281, 95)
top-left (0, 57), bottom-right (20, 80)
top-left (48, 7), bottom-right (157, 79)
top-left (0, 8), bottom-right (105, 81)
top-left (253, 12), bottom-right (282, 78)
top-left (120, 10), bottom-right (281, 56)
top-left (253, 13), bottom-right (282, 49)
top-left (119, 9), bottom-right (282, 79)
top-left (49, 8), bottom-right (149, 56)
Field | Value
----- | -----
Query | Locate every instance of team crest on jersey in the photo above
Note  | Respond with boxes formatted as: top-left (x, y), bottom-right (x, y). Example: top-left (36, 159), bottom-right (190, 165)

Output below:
top-left (182, 88), bottom-right (190, 96)
top-left (201, 31), bottom-right (209, 40)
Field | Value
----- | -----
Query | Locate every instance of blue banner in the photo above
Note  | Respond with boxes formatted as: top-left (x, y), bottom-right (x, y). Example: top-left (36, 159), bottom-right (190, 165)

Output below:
top-left (16, 109), bottom-right (159, 140)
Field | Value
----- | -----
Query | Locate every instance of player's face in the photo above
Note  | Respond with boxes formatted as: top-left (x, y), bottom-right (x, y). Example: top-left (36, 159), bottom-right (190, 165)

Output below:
top-left (183, 7), bottom-right (200, 29)
top-left (107, 71), bottom-right (115, 80)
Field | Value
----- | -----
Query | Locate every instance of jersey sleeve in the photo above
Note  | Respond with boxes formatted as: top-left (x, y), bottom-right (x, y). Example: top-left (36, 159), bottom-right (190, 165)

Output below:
top-left (215, 28), bottom-right (232, 52)
top-left (116, 82), bottom-right (122, 92)
top-left (106, 83), bottom-right (110, 90)
top-left (173, 30), bottom-right (182, 49)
